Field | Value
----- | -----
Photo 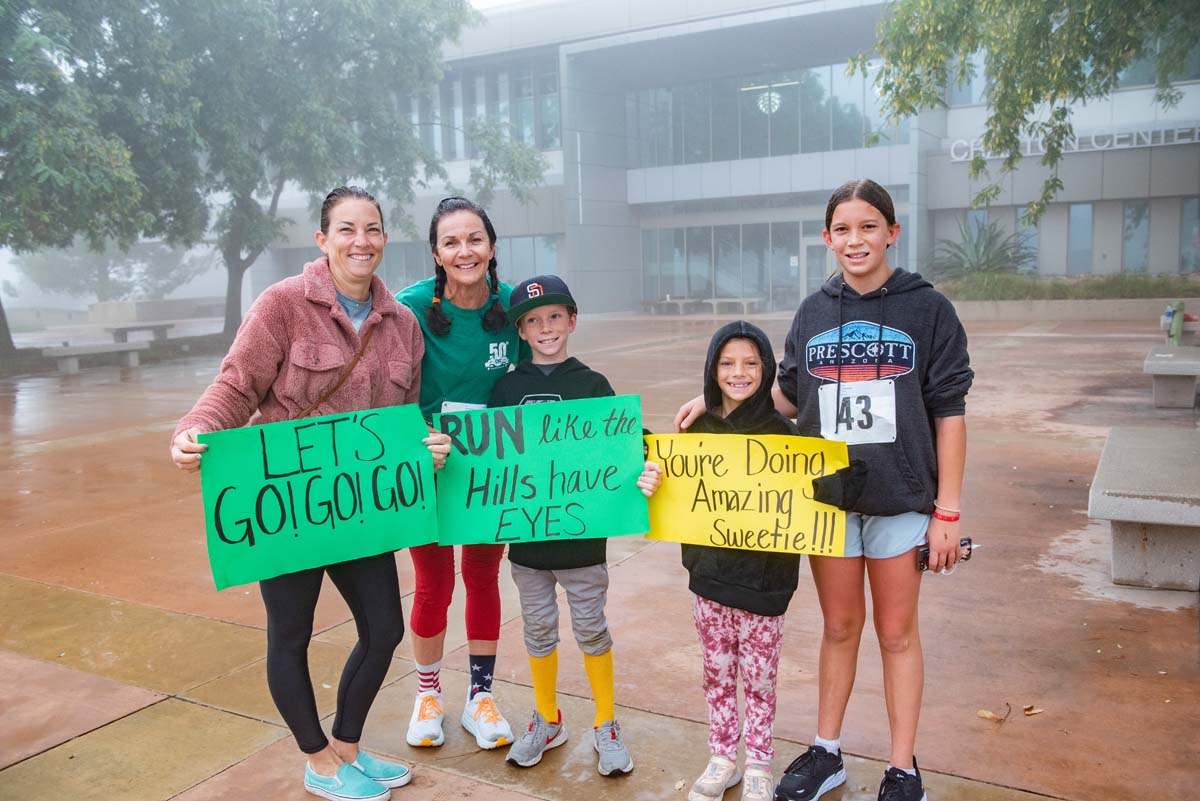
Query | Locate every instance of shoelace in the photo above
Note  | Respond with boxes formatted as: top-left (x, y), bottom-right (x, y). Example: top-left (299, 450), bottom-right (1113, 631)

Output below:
top-left (878, 768), bottom-right (918, 801)
top-left (783, 748), bottom-right (820, 777)
top-left (597, 724), bottom-right (622, 751)
top-left (417, 694), bottom-right (443, 721)
top-left (702, 759), bottom-right (732, 780)
top-left (471, 696), bottom-right (503, 724)
top-left (744, 772), bottom-right (771, 797)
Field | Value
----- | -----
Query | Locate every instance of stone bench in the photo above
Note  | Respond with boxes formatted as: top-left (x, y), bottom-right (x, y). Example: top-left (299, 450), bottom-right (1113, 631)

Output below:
top-left (41, 342), bottom-right (150, 374)
top-left (697, 297), bottom-right (765, 315)
top-left (104, 322), bottom-right (175, 343)
top-left (1088, 426), bottom-right (1200, 591)
top-left (1143, 346), bottom-right (1200, 408)
top-left (646, 298), bottom-right (702, 315)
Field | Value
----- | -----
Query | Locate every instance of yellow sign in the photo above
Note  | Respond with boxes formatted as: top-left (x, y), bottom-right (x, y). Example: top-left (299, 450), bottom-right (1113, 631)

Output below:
top-left (645, 433), bottom-right (848, 557)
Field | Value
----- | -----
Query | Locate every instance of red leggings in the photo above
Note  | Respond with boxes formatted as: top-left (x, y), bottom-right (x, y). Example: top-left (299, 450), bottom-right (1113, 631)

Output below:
top-left (408, 543), bottom-right (504, 640)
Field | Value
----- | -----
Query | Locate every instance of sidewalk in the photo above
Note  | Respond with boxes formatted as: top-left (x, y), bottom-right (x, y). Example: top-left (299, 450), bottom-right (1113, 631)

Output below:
top-left (1, 316), bottom-right (1196, 801)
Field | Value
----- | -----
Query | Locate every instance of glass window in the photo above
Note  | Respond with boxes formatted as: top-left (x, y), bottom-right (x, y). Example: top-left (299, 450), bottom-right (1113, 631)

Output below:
top-left (686, 226), bottom-right (713, 297)
top-left (508, 236), bottom-right (535, 282)
top-left (739, 74), bottom-right (771, 159)
top-left (1122, 201), bottom-right (1150, 273)
top-left (711, 78), bottom-right (740, 161)
top-left (800, 66), bottom-right (832, 154)
top-left (831, 63), bottom-right (864, 150)
top-left (642, 230), bottom-right (659, 300)
top-left (863, 60), bottom-right (910, 146)
top-left (537, 60), bottom-right (560, 149)
top-left (769, 71), bottom-right (801, 156)
top-left (512, 63), bottom-right (535, 146)
top-left (805, 243), bottom-right (829, 295)
top-left (1016, 205), bottom-right (1039, 272)
top-left (647, 88), bottom-right (673, 167)
top-left (534, 235), bottom-right (558, 274)
top-left (966, 208), bottom-right (988, 236)
top-left (741, 223), bottom-right (770, 300)
top-left (493, 238), bottom-right (512, 280)
top-left (802, 220), bottom-right (825, 238)
top-left (714, 225), bottom-right (741, 298)
top-left (661, 229), bottom-right (686, 298)
top-left (769, 222), bottom-right (800, 311)
top-left (947, 51), bottom-right (987, 106)
top-left (487, 69), bottom-right (510, 140)
top-left (418, 93), bottom-right (437, 153)
top-left (680, 83), bottom-right (711, 164)
top-left (1181, 198), bottom-right (1200, 273)
top-left (1068, 203), bottom-right (1093, 275)
top-left (440, 77), bottom-right (464, 160)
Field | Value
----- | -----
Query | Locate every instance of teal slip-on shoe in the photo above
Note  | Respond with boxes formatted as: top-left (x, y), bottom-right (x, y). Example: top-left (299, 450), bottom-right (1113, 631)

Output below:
top-left (352, 751), bottom-right (413, 789)
top-left (304, 763), bottom-right (390, 801)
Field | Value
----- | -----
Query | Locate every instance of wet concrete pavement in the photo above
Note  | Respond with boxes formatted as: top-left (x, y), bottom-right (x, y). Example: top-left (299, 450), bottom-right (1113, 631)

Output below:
top-left (1, 314), bottom-right (1196, 801)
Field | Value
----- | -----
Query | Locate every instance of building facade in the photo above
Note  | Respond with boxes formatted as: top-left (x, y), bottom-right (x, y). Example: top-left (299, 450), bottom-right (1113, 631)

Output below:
top-left (256, 0), bottom-right (1200, 312)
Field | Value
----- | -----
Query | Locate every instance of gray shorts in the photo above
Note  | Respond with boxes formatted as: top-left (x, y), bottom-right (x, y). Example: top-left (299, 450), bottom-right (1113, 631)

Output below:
top-left (509, 561), bottom-right (612, 657)
top-left (841, 511), bottom-right (930, 559)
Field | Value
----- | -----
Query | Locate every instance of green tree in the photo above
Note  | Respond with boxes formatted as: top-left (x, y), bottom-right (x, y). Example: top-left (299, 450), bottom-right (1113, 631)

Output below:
top-left (857, 0), bottom-right (1200, 221)
top-left (2, 0), bottom-right (546, 351)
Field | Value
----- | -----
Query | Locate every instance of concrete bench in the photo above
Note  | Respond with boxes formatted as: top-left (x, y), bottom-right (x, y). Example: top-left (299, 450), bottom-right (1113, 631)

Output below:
top-left (104, 322), bottom-right (175, 343)
top-left (647, 298), bottom-right (702, 315)
top-left (41, 342), bottom-right (149, 374)
top-left (1144, 346), bottom-right (1200, 408)
top-left (1088, 427), bottom-right (1200, 591)
top-left (697, 297), bottom-right (765, 315)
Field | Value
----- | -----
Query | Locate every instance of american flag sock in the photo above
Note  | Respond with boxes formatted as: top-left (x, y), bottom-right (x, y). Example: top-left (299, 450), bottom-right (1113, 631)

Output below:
top-left (468, 654), bottom-right (496, 699)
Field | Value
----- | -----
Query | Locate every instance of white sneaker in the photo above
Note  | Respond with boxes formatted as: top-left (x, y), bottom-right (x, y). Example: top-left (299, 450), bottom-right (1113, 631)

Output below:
top-left (405, 690), bottom-right (445, 747)
top-left (741, 764), bottom-right (772, 801)
top-left (461, 691), bottom-right (514, 749)
top-left (688, 754), bottom-right (742, 801)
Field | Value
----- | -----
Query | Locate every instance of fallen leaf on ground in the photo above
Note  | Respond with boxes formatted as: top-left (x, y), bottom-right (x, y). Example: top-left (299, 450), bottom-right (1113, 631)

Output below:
top-left (1023, 705), bottom-right (1044, 716)
top-left (674, 780), bottom-right (685, 791)
top-left (977, 702), bottom-right (1012, 723)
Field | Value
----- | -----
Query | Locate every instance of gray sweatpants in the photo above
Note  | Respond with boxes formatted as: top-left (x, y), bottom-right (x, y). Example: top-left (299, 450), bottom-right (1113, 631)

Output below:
top-left (509, 561), bottom-right (613, 657)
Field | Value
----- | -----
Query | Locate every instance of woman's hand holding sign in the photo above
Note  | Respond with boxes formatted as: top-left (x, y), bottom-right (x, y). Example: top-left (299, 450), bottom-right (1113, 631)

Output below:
top-left (637, 461), bottom-right (663, 497)
top-left (171, 427), bottom-right (207, 472)
top-left (424, 427), bottom-right (452, 471)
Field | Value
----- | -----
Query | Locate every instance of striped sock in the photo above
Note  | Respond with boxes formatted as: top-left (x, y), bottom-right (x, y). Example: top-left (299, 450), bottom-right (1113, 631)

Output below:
top-left (415, 660), bottom-right (441, 694)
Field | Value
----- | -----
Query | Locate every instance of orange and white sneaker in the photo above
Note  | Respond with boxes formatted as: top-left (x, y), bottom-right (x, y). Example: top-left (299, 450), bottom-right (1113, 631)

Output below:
top-left (461, 691), bottom-right (514, 749)
top-left (405, 690), bottom-right (444, 747)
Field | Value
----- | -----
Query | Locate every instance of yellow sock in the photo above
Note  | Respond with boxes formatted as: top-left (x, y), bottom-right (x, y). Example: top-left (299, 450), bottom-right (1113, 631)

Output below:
top-left (584, 649), bottom-right (615, 727)
top-left (529, 650), bottom-right (558, 722)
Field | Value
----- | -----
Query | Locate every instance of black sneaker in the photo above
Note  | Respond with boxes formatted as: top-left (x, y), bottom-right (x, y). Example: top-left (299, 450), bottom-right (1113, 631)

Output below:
top-left (773, 745), bottom-right (846, 801)
top-left (877, 758), bottom-right (927, 801)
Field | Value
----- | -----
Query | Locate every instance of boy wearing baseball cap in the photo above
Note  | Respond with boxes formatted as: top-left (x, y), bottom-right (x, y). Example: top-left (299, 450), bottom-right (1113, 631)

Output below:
top-left (490, 274), bottom-right (662, 776)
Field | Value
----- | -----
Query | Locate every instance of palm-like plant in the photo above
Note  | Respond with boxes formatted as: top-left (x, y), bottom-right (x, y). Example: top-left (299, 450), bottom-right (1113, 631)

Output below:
top-left (931, 218), bottom-right (1035, 279)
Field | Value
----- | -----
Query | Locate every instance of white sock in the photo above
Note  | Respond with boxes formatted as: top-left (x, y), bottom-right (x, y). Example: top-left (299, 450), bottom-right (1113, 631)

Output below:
top-left (814, 735), bottom-right (840, 755)
top-left (888, 764), bottom-right (918, 776)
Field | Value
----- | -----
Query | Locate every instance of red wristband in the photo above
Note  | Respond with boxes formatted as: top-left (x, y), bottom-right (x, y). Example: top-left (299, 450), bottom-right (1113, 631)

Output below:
top-left (932, 509), bottom-right (960, 522)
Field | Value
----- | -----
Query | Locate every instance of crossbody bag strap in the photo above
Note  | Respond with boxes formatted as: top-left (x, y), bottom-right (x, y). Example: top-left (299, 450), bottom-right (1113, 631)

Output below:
top-left (298, 324), bottom-right (377, 419)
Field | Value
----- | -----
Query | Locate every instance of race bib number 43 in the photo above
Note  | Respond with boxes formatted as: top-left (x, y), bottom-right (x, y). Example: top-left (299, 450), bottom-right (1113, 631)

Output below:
top-left (818, 379), bottom-right (897, 444)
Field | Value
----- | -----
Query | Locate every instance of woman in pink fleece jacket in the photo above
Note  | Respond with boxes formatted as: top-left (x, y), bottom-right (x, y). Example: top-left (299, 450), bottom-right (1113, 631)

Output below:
top-left (171, 187), bottom-right (448, 801)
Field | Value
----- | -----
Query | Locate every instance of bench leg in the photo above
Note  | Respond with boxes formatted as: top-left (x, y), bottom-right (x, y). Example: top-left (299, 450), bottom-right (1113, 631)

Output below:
top-left (1110, 521), bottom-right (1200, 591)
top-left (1151, 375), bottom-right (1198, 408)
top-left (121, 351), bottom-right (140, 368)
top-left (56, 357), bottom-right (80, 375)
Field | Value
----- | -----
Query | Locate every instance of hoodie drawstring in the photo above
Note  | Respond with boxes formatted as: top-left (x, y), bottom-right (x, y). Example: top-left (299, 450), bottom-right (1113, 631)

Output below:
top-left (876, 286), bottom-right (887, 381)
top-left (834, 282), bottom-right (845, 434)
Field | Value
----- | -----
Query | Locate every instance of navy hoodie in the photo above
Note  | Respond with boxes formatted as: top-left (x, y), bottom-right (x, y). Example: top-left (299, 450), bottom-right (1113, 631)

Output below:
top-left (681, 321), bottom-right (802, 618)
top-left (777, 269), bottom-right (973, 517)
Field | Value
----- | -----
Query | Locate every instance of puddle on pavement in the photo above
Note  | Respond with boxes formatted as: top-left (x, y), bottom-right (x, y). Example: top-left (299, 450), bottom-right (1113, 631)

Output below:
top-left (1036, 519), bottom-right (1198, 611)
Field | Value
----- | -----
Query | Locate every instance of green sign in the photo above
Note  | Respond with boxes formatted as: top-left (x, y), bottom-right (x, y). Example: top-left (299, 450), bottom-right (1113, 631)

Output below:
top-left (433, 395), bottom-right (649, 545)
top-left (197, 404), bottom-right (438, 590)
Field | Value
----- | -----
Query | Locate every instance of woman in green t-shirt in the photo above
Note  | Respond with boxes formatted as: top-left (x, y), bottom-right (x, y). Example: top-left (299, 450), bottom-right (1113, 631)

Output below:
top-left (395, 197), bottom-right (529, 753)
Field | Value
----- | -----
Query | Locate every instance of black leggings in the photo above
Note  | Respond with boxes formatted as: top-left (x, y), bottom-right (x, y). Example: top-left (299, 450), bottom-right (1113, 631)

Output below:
top-left (260, 552), bottom-right (405, 754)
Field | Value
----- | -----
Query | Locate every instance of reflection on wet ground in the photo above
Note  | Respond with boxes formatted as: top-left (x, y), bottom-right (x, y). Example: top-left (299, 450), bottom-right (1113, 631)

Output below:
top-left (0, 314), bottom-right (1196, 801)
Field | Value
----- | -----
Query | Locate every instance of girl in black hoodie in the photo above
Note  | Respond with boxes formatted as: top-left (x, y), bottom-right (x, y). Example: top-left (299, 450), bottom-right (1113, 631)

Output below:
top-left (682, 321), bottom-right (801, 801)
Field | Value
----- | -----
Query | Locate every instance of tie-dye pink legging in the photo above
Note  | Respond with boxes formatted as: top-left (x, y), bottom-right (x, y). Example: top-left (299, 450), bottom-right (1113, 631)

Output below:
top-left (691, 593), bottom-right (786, 766)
